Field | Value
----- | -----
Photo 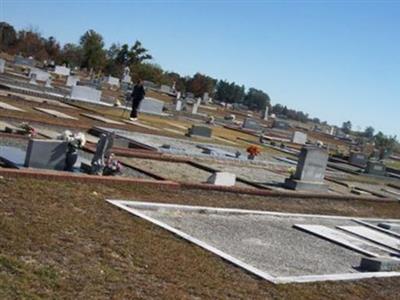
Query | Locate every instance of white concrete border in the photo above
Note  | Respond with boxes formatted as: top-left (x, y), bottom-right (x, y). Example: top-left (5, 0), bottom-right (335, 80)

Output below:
top-left (107, 199), bottom-right (400, 284)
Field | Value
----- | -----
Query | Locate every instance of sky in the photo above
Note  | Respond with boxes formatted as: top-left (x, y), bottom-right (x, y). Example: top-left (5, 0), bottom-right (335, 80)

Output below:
top-left (1, 0), bottom-right (399, 137)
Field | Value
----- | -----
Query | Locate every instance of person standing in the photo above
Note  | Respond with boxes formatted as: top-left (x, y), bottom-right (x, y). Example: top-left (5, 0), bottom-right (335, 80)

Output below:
top-left (130, 79), bottom-right (146, 121)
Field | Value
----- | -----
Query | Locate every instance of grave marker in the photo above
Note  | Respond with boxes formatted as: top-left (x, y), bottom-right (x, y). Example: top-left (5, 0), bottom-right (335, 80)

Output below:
top-left (349, 152), bottom-right (368, 167)
top-left (29, 67), bottom-right (50, 82)
top-left (273, 120), bottom-right (289, 130)
top-left (0, 58), bottom-right (5, 73)
top-left (71, 85), bottom-right (102, 103)
top-left (54, 65), bottom-right (70, 76)
top-left (24, 139), bottom-right (69, 170)
top-left (207, 172), bottom-right (236, 186)
top-left (187, 125), bottom-right (212, 138)
top-left (242, 118), bottom-right (261, 131)
top-left (292, 131), bottom-right (307, 145)
top-left (365, 161), bottom-right (386, 176)
top-left (66, 75), bottom-right (79, 87)
top-left (139, 98), bottom-right (164, 115)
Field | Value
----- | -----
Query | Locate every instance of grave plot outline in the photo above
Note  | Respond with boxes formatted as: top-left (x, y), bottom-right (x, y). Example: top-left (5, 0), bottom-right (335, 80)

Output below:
top-left (106, 200), bottom-right (400, 284)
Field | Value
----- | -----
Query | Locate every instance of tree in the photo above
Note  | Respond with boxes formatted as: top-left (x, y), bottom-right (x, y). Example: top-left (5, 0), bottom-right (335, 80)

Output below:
top-left (60, 43), bottom-right (83, 68)
top-left (79, 30), bottom-right (106, 71)
top-left (186, 73), bottom-right (217, 97)
top-left (44, 36), bottom-right (60, 62)
top-left (215, 80), bottom-right (245, 103)
top-left (128, 40), bottom-right (152, 65)
top-left (342, 121), bottom-right (352, 134)
top-left (0, 22), bottom-right (17, 51)
top-left (244, 88), bottom-right (271, 111)
top-left (15, 29), bottom-right (48, 60)
top-left (133, 63), bottom-right (164, 83)
top-left (364, 126), bottom-right (375, 139)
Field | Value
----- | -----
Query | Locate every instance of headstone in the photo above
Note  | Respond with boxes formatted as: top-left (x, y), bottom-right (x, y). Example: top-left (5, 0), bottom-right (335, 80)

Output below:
top-left (187, 125), bottom-right (212, 138)
top-left (242, 118), bottom-right (261, 131)
top-left (175, 99), bottom-right (182, 111)
top-left (202, 92), bottom-right (209, 104)
top-left (359, 257), bottom-right (400, 272)
top-left (29, 67), bottom-right (50, 82)
top-left (0, 58), bottom-right (5, 73)
top-left (292, 131), bottom-right (307, 145)
top-left (138, 98), bottom-right (164, 115)
top-left (192, 103), bottom-right (199, 114)
top-left (186, 92), bottom-right (194, 99)
top-left (273, 120), bottom-right (289, 130)
top-left (378, 223), bottom-right (400, 233)
top-left (14, 55), bottom-right (35, 67)
top-left (66, 75), bottom-right (79, 87)
top-left (54, 65), bottom-right (70, 76)
top-left (365, 161), bottom-right (386, 176)
top-left (284, 146), bottom-right (329, 191)
top-left (176, 91), bottom-right (181, 99)
top-left (71, 85), bottom-right (102, 103)
top-left (262, 107), bottom-right (268, 121)
top-left (90, 133), bottom-right (114, 175)
top-left (29, 73), bottom-right (38, 85)
top-left (349, 152), bottom-right (368, 167)
top-left (207, 172), bottom-right (236, 186)
top-left (160, 85), bottom-right (171, 93)
top-left (24, 139), bottom-right (69, 170)
top-left (104, 75), bottom-right (120, 87)
top-left (45, 78), bottom-right (52, 88)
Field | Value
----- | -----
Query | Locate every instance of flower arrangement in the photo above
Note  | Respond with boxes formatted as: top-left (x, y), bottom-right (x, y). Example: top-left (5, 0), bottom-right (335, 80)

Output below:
top-left (246, 145), bottom-right (261, 160)
top-left (19, 122), bottom-right (36, 137)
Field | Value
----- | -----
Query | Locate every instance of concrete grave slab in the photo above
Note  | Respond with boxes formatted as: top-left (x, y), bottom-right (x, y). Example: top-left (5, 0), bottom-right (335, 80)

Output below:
top-left (0, 101), bottom-right (25, 112)
top-left (34, 107), bottom-right (78, 120)
top-left (124, 120), bottom-right (160, 131)
top-left (337, 225), bottom-right (400, 251)
top-left (82, 113), bottom-right (124, 125)
top-left (108, 200), bottom-right (400, 284)
top-left (71, 85), bottom-right (102, 103)
top-left (207, 172), bottom-right (236, 186)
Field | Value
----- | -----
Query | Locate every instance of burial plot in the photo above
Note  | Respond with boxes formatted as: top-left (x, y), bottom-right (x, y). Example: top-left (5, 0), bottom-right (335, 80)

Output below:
top-left (242, 118), bottom-right (261, 131)
top-left (284, 146), bottom-right (329, 192)
top-left (0, 58), bottom-right (5, 73)
top-left (349, 152), bottom-right (368, 167)
top-left (34, 107), bottom-right (78, 120)
top-left (366, 161), bottom-right (386, 176)
top-left (187, 125), bottom-right (212, 138)
top-left (138, 98), bottom-right (164, 115)
top-left (108, 201), bottom-right (400, 283)
top-left (291, 131), bottom-right (307, 145)
top-left (66, 76), bottom-right (79, 87)
top-left (24, 139), bottom-right (68, 170)
top-left (82, 113), bottom-right (124, 125)
top-left (71, 85), bottom-right (102, 103)
top-left (0, 101), bottom-right (25, 112)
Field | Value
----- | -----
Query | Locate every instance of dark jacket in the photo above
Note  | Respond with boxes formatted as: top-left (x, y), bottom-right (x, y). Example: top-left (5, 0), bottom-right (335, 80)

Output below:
top-left (131, 84), bottom-right (145, 101)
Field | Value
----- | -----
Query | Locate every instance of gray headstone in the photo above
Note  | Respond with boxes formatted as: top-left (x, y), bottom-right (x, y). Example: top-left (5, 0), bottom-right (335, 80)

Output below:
top-left (359, 257), bottom-right (400, 272)
top-left (0, 58), bottom-right (5, 73)
top-left (285, 146), bottom-right (329, 191)
top-left (29, 73), bottom-right (38, 85)
top-left (187, 125), bottom-right (212, 138)
top-left (91, 133), bottom-right (114, 174)
top-left (29, 67), bottom-right (50, 82)
top-left (54, 65), bottom-right (70, 76)
top-left (66, 75), bottom-right (79, 87)
top-left (24, 139), bottom-right (69, 170)
top-left (175, 99), bottom-right (182, 111)
top-left (139, 98), bottom-right (164, 115)
top-left (262, 107), bottom-right (268, 120)
top-left (71, 85), bottom-right (102, 103)
top-left (273, 120), bottom-right (289, 130)
top-left (242, 118), bottom-right (261, 131)
top-left (160, 85), bottom-right (171, 93)
top-left (191, 103), bottom-right (199, 114)
top-left (349, 152), bottom-right (368, 167)
top-left (365, 161), bottom-right (386, 176)
top-left (14, 55), bottom-right (35, 67)
top-left (202, 92), bottom-right (209, 103)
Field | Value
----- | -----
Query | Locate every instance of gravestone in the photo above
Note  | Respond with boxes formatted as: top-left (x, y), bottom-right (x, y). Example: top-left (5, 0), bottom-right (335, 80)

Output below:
top-left (0, 58), bottom-right (5, 73)
top-left (29, 73), bottom-right (38, 85)
top-left (202, 92), bottom-right (209, 103)
top-left (90, 133), bottom-right (114, 175)
top-left (45, 78), bottom-right (52, 88)
top-left (186, 92), bottom-right (194, 100)
top-left (138, 98), bottom-right (164, 115)
top-left (207, 172), bottom-right (236, 186)
top-left (365, 161), bottom-right (386, 176)
top-left (292, 131), bottom-right (307, 145)
top-left (192, 103), bottom-right (199, 114)
top-left (54, 65), bottom-right (70, 76)
top-left (29, 67), bottom-right (50, 82)
top-left (175, 99), bottom-right (182, 111)
top-left (273, 120), bottom-right (289, 130)
top-left (359, 257), bottom-right (400, 272)
top-left (121, 67), bottom-right (132, 83)
top-left (284, 146), bottom-right (329, 191)
top-left (66, 75), bottom-right (79, 87)
top-left (242, 118), bottom-right (261, 131)
top-left (349, 152), bottom-right (368, 167)
top-left (14, 55), bottom-right (35, 67)
top-left (262, 107), bottom-right (268, 121)
top-left (24, 139), bottom-right (69, 170)
top-left (104, 76), bottom-right (120, 87)
top-left (160, 85), bottom-right (171, 93)
top-left (71, 85), bottom-right (102, 103)
top-left (187, 125), bottom-right (212, 138)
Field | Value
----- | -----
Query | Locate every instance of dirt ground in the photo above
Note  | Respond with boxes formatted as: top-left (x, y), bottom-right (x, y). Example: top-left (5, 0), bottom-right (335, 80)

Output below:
top-left (0, 176), bottom-right (399, 299)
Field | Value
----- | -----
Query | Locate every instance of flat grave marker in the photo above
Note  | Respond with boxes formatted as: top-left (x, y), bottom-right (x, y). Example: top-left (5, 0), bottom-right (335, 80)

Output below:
top-left (0, 101), bottom-right (25, 112)
top-left (81, 113), bottom-right (124, 125)
top-left (34, 107), bottom-right (78, 120)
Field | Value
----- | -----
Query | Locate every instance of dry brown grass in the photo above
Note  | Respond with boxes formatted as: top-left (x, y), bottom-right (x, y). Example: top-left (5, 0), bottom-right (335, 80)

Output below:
top-left (0, 176), bottom-right (400, 299)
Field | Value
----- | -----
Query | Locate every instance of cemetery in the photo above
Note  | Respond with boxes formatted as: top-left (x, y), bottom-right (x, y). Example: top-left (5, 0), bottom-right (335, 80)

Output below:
top-left (0, 53), bottom-right (400, 299)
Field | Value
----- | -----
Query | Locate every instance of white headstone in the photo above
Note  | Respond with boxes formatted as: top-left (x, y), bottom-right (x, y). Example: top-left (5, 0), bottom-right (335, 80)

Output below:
top-left (66, 76), bottom-right (79, 87)
top-left (45, 78), bottom-right (52, 88)
top-left (292, 131), bottom-right (307, 145)
top-left (262, 107), bottom-right (268, 120)
top-left (176, 91), bottom-right (181, 99)
top-left (207, 172), bottom-right (236, 186)
top-left (54, 65), bottom-right (70, 76)
top-left (192, 103), bottom-right (199, 114)
top-left (0, 59), bottom-right (5, 73)
top-left (202, 92), bottom-right (209, 103)
top-left (29, 73), bottom-right (38, 85)
top-left (29, 67), bottom-right (50, 82)
top-left (175, 99), bottom-right (182, 111)
top-left (104, 76), bottom-right (120, 87)
top-left (70, 86), bottom-right (102, 103)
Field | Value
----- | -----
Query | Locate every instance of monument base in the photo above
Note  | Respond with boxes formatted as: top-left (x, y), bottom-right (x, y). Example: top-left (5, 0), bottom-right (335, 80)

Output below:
top-left (284, 178), bottom-right (329, 192)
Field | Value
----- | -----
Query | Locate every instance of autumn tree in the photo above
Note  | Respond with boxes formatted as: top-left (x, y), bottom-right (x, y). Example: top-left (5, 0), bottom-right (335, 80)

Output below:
top-left (80, 30), bottom-right (106, 72)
